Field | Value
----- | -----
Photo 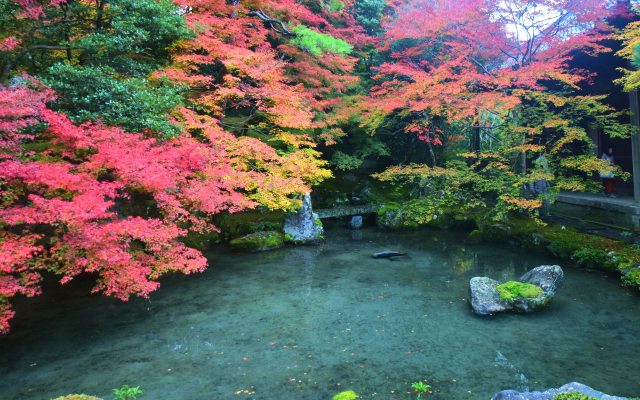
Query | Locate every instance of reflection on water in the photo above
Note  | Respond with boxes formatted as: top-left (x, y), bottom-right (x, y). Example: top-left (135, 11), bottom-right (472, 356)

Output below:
top-left (0, 225), bottom-right (639, 400)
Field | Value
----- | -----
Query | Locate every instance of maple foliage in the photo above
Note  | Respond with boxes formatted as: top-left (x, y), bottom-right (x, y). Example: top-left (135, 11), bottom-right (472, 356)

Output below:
top-left (159, 0), bottom-right (366, 136)
top-left (615, 13), bottom-right (640, 92)
top-left (368, 0), bottom-right (613, 125)
top-left (0, 79), bottom-right (326, 333)
top-left (361, 0), bottom-right (630, 218)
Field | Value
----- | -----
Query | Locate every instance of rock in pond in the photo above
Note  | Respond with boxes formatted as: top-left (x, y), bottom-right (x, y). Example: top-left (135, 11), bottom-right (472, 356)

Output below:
top-left (372, 250), bottom-right (407, 259)
top-left (492, 382), bottom-right (629, 400)
top-left (468, 277), bottom-right (511, 315)
top-left (348, 215), bottom-right (363, 230)
top-left (469, 265), bottom-right (563, 315)
top-left (283, 193), bottom-right (324, 243)
top-left (229, 231), bottom-right (284, 252)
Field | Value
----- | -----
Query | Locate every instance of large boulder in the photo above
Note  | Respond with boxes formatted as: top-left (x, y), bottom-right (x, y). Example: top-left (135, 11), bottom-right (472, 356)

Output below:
top-left (492, 382), bottom-right (629, 400)
top-left (469, 265), bottom-right (563, 315)
top-left (284, 193), bottom-right (324, 243)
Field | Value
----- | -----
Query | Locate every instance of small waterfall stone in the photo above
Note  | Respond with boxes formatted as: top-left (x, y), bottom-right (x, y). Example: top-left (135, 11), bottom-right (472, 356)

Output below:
top-left (348, 215), bottom-right (363, 229)
top-left (283, 193), bottom-right (324, 243)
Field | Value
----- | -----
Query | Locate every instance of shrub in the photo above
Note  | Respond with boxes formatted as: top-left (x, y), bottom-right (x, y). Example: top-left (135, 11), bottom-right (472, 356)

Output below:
top-left (290, 25), bottom-right (353, 57)
top-left (113, 385), bottom-right (143, 400)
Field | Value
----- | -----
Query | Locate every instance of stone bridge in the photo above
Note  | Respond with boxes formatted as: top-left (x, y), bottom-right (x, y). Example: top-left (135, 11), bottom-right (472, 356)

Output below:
top-left (315, 204), bottom-right (381, 219)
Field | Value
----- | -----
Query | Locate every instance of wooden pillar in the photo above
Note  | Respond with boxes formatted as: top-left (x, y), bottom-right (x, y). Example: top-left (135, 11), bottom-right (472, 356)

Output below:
top-left (630, 90), bottom-right (640, 202)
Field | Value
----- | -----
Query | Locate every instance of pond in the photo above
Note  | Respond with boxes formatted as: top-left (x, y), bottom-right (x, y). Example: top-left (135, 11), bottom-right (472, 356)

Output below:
top-left (1, 225), bottom-right (639, 400)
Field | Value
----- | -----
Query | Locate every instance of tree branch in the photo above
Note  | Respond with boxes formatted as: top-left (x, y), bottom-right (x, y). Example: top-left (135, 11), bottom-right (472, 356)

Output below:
top-left (247, 9), bottom-right (296, 36)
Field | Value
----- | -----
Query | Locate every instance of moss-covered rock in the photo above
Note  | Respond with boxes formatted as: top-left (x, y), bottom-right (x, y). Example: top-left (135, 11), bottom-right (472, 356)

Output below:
top-left (553, 392), bottom-right (597, 400)
top-left (53, 395), bottom-right (102, 400)
top-left (229, 231), bottom-right (284, 252)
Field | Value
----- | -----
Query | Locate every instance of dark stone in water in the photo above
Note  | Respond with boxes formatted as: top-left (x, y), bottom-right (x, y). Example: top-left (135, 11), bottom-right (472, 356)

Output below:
top-left (492, 382), bottom-right (629, 400)
top-left (348, 215), bottom-right (363, 230)
top-left (372, 250), bottom-right (407, 259)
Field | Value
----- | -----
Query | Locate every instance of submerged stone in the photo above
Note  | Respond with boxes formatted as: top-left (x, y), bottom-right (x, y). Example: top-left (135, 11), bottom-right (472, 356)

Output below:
top-left (348, 215), bottom-right (363, 229)
top-left (283, 193), bottom-right (324, 243)
top-left (372, 250), bottom-right (407, 259)
top-left (469, 265), bottom-right (564, 315)
top-left (229, 231), bottom-right (284, 252)
top-left (492, 382), bottom-right (629, 400)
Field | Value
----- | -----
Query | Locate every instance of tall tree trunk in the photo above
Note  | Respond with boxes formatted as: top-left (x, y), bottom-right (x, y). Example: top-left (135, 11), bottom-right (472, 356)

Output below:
top-left (471, 126), bottom-right (481, 153)
top-left (62, 3), bottom-right (73, 61)
top-left (95, 0), bottom-right (106, 31)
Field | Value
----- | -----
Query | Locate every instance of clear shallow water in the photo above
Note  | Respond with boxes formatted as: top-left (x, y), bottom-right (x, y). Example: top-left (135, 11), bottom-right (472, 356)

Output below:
top-left (1, 225), bottom-right (639, 400)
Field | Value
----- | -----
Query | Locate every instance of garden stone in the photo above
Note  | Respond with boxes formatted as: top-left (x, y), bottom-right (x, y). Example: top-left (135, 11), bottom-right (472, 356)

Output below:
top-left (284, 193), bottom-right (323, 243)
top-left (492, 382), bottom-right (629, 400)
top-left (468, 277), bottom-right (511, 315)
top-left (469, 265), bottom-right (564, 315)
top-left (519, 265), bottom-right (563, 295)
top-left (348, 215), bottom-right (363, 229)
top-left (514, 265), bottom-right (564, 312)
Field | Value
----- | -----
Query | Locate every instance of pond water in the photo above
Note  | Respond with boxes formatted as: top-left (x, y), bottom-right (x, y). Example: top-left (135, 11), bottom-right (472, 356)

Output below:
top-left (1, 225), bottom-right (639, 400)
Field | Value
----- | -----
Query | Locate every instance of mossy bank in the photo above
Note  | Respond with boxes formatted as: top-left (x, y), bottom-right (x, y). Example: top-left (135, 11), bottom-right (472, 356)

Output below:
top-left (470, 217), bottom-right (640, 292)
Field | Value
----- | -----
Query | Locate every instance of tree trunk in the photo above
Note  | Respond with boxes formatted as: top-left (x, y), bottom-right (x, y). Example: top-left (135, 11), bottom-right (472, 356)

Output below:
top-left (96, 0), bottom-right (106, 31)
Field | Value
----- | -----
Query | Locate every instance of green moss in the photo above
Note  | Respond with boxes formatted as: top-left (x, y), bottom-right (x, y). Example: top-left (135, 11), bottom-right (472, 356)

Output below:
top-left (496, 281), bottom-right (543, 302)
top-left (332, 390), bottom-right (359, 400)
top-left (53, 395), bottom-right (102, 400)
top-left (623, 267), bottom-right (640, 287)
top-left (552, 392), bottom-right (597, 400)
top-left (229, 231), bottom-right (284, 252)
top-left (570, 247), bottom-right (612, 269)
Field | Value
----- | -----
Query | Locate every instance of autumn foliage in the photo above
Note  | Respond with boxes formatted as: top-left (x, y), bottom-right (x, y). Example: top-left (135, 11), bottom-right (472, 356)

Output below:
top-left (0, 78), bottom-right (327, 333)
top-left (0, 0), bottom-right (637, 333)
